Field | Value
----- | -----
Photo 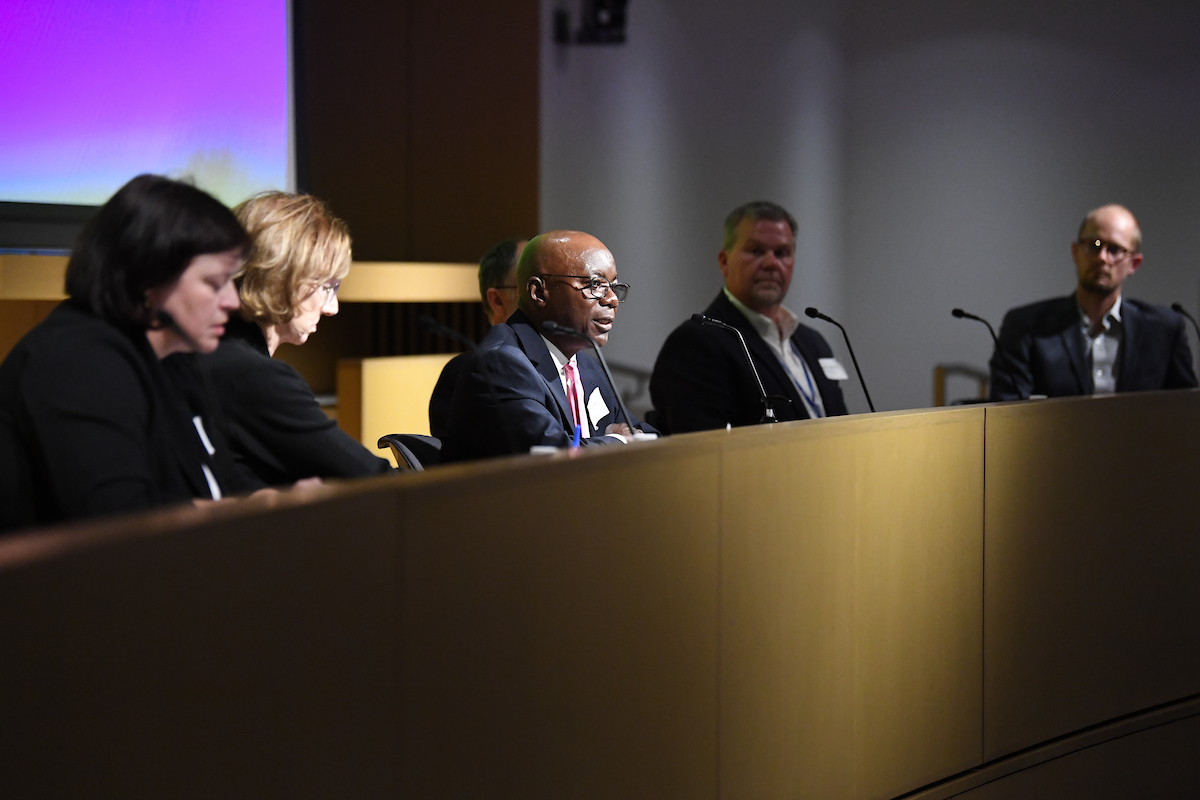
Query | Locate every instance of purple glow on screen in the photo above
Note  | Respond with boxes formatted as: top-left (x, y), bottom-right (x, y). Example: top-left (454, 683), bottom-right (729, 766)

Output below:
top-left (0, 0), bottom-right (289, 205)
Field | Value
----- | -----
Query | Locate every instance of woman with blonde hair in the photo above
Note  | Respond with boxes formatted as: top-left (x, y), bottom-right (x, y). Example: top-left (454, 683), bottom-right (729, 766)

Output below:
top-left (200, 192), bottom-right (391, 488)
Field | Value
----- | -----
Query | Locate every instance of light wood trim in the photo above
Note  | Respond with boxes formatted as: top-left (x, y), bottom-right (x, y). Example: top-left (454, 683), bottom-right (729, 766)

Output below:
top-left (0, 254), bottom-right (69, 300)
top-left (337, 261), bottom-right (479, 302)
top-left (0, 254), bottom-right (479, 303)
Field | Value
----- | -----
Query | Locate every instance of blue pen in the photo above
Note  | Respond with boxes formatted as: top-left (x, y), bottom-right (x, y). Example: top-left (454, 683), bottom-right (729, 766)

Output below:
top-left (572, 423), bottom-right (582, 448)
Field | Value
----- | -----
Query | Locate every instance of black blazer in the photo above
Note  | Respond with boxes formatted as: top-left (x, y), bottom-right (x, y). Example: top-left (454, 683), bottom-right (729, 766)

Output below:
top-left (440, 310), bottom-right (652, 462)
top-left (0, 302), bottom-right (220, 533)
top-left (649, 291), bottom-right (849, 434)
top-left (199, 316), bottom-right (392, 489)
top-left (428, 350), bottom-right (469, 442)
top-left (989, 294), bottom-right (1197, 400)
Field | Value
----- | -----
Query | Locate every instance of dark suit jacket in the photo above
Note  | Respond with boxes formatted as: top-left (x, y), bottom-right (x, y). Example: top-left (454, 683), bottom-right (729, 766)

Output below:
top-left (428, 350), bottom-right (470, 442)
top-left (989, 294), bottom-right (1197, 400)
top-left (440, 310), bottom-right (650, 462)
top-left (649, 291), bottom-right (849, 434)
top-left (199, 316), bottom-right (392, 489)
top-left (0, 302), bottom-right (220, 533)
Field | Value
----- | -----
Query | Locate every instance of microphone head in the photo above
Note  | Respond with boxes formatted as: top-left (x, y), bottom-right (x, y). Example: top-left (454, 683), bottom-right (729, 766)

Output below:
top-left (1171, 302), bottom-right (1185, 313)
top-left (417, 314), bottom-right (439, 332)
top-left (804, 307), bottom-right (820, 319)
top-left (542, 320), bottom-right (582, 337)
top-left (951, 308), bottom-right (966, 318)
top-left (690, 313), bottom-right (708, 324)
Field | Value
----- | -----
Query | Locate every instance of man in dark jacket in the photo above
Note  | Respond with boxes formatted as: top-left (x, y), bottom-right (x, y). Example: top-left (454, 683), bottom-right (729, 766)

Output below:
top-left (650, 201), bottom-right (849, 434)
top-left (989, 204), bottom-right (1196, 400)
top-left (440, 231), bottom-right (654, 462)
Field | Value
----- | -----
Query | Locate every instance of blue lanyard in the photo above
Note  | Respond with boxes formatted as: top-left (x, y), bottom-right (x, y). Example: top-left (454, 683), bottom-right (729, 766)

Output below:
top-left (789, 342), bottom-right (823, 418)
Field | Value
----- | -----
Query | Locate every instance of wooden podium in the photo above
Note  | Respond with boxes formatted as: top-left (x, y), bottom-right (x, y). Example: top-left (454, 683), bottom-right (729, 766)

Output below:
top-left (2, 392), bottom-right (1199, 798)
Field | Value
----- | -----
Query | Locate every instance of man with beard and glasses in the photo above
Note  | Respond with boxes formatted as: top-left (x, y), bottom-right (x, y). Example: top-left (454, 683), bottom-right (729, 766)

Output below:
top-left (649, 201), bottom-right (849, 434)
top-left (989, 204), bottom-right (1196, 400)
top-left (440, 230), bottom-right (655, 462)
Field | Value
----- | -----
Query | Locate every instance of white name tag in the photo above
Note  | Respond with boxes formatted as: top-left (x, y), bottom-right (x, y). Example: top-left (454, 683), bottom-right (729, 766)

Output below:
top-left (819, 357), bottom-right (849, 381)
top-left (587, 387), bottom-right (610, 431)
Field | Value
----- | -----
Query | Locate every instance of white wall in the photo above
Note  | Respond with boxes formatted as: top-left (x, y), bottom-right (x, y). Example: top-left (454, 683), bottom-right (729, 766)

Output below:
top-left (540, 0), bottom-right (848, 375)
top-left (541, 0), bottom-right (1200, 412)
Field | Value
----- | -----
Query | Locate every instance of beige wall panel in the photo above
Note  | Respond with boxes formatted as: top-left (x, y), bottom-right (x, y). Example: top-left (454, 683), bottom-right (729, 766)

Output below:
top-left (984, 391), bottom-right (1200, 760)
top-left (0, 298), bottom-right (58, 362)
top-left (337, 262), bottom-right (479, 303)
top-left (337, 353), bottom-right (454, 467)
top-left (0, 490), bottom-right (402, 798)
top-left (719, 409), bottom-right (985, 800)
top-left (394, 446), bottom-right (721, 798)
top-left (0, 254), bottom-right (68, 300)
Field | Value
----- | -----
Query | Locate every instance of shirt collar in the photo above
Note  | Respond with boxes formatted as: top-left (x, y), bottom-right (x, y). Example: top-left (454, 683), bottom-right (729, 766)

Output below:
top-left (724, 286), bottom-right (799, 343)
top-left (541, 335), bottom-right (575, 376)
top-left (1078, 293), bottom-right (1123, 333)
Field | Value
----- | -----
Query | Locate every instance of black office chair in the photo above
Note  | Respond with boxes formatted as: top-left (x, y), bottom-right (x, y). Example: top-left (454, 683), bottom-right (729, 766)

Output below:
top-left (377, 434), bottom-right (442, 472)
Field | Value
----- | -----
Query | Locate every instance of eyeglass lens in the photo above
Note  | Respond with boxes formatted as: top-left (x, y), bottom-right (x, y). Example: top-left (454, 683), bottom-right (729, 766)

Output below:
top-left (1082, 239), bottom-right (1131, 259)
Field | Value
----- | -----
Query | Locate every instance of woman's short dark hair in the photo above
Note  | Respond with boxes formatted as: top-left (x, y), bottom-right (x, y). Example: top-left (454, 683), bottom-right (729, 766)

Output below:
top-left (65, 174), bottom-right (249, 328)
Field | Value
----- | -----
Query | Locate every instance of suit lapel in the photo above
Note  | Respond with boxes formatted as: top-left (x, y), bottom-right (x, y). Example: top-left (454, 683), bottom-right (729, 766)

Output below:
top-left (508, 311), bottom-right (574, 427)
top-left (1055, 297), bottom-right (1089, 394)
top-left (708, 292), bottom-right (806, 416)
top-left (1117, 298), bottom-right (1139, 391)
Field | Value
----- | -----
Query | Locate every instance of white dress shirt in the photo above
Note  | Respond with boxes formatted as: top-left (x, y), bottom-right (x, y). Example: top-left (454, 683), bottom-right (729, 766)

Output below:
top-left (1079, 294), bottom-right (1123, 395)
top-left (541, 335), bottom-right (592, 437)
top-left (724, 288), bottom-right (826, 419)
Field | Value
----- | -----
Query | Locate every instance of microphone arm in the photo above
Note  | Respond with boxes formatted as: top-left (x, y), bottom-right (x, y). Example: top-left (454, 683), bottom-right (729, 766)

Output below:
top-left (803, 307), bottom-right (876, 413)
top-left (952, 307), bottom-right (1015, 400)
top-left (951, 307), bottom-right (999, 345)
top-left (417, 315), bottom-right (519, 456)
top-left (1171, 303), bottom-right (1200, 343)
top-left (691, 314), bottom-right (776, 423)
top-left (541, 320), bottom-right (636, 432)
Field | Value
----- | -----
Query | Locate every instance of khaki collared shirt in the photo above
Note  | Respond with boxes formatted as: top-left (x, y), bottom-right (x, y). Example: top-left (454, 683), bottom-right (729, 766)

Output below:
top-left (724, 288), bottom-right (826, 419)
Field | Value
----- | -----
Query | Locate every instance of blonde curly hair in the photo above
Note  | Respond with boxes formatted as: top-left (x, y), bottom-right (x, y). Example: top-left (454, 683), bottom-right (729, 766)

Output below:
top-left (232, 192), bottom-right (352, 325)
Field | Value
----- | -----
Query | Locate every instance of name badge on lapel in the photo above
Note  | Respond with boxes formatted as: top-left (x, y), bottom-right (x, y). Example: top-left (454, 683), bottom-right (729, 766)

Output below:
top-left (587, 387), bottom-right (610, 431)
top-left (819, 357), bottom-right (849, 381)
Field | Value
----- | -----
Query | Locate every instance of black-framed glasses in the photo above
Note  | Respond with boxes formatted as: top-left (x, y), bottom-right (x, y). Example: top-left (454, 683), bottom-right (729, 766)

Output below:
top-left (536, 273), bottom-right (629, 302)
top-left (1078, 238), bottom-right (1136, 262)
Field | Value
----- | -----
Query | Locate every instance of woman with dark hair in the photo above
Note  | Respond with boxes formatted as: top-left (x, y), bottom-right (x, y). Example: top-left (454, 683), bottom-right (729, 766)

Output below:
top-left (199, 192), bottom-right (392, 489)
top-left (0, 174), bottom-right (248, 533)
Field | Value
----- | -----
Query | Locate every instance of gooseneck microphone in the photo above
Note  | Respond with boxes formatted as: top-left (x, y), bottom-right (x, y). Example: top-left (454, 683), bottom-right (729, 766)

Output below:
top-left (691, 314), bottom-right (777, 423)
top-left (1170, 303), bottom-right (1200, 343)
top-left (952, 308), bottom-right (1013, 398)
top-left (541, 320), bottom-right (636, 432)
top-left (417, 315), bottom-right (518, 456)
top-left (804, 307), bottom-right (875, 413)
top-left (951, 308), bottom-right (999, 344)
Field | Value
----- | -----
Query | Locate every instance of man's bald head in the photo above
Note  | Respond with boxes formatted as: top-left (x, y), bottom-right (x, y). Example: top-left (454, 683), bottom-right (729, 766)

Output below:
top-left (516, 230), bottom-right (620, 355)
top-left (516, 231), bottom-right (612, 298)
top-left (1079, 204), bottom-right (1142, 252)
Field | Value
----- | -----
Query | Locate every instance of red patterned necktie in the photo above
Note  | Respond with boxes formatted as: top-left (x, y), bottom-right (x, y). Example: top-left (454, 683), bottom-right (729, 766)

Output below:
top-left (564, 359), bottom-right (585, 431)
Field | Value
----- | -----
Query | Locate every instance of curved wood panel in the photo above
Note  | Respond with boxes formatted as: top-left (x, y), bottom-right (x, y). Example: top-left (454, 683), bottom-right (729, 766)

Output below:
top-left (1, 392), bottom-right (1197, 797)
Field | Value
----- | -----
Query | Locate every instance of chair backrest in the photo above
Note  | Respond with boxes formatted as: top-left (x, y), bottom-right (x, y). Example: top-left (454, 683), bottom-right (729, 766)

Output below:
top-left (377, 434), bottom-right (442, 471)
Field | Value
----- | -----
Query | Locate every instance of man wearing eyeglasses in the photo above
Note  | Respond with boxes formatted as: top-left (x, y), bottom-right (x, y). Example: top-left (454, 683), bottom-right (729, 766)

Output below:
top-left (440, 230), bottom-right (653, 462)
top-left (649, 201), bottom-right (849, 433)
top-left (989, 204), bottom-right (1196, 400)
top-left (428, 238), bottom-right (526, 440)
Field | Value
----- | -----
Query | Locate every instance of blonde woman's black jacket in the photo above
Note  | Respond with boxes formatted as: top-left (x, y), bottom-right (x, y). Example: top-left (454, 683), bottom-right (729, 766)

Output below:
top-left (198, 316), bottom-right (392, 490)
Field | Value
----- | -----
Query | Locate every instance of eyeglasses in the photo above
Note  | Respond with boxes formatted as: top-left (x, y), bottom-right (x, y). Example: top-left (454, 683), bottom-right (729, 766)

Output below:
top-left (318, 279), bottom-right (340, 307)
top-left (1079, 238), bottom-right (1136, 262)
top-left (537, 273), bottom-right (629, 302)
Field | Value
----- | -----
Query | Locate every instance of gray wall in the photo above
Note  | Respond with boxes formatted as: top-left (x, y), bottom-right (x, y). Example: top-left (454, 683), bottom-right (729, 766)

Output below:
top-left (541, 0), bottom-right (1200, 412)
